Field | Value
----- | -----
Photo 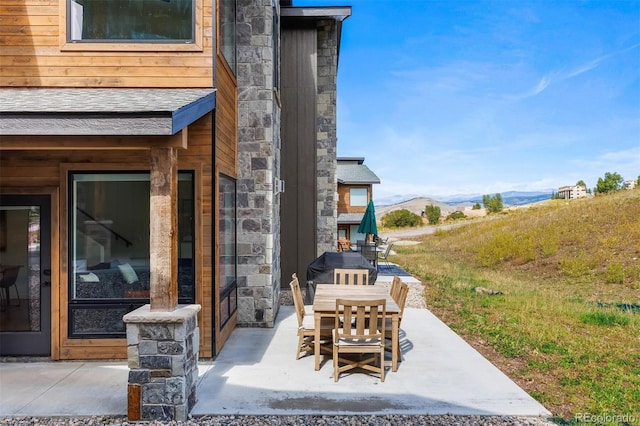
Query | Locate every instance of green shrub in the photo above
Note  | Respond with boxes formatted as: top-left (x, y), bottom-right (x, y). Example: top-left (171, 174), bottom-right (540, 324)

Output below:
top-left (381, 209), bottom-right (422, 228)
top-left (447, 211), bottom-right (466, 221)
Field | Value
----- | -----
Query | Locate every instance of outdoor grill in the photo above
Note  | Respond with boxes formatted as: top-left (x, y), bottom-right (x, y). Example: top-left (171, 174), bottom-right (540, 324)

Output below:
top-left (305, 251), bottom-right (378, 303)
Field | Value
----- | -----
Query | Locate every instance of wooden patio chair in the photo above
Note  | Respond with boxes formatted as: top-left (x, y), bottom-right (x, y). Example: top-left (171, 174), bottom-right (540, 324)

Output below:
top-left (337, 238), bottom-right (351, 252)
top-left (389, 275), bottom-right (403, 302)
top-left (384, 278), bottom-right (409, 357)
top-left (333, 268), bottom-right (369, 285)
top-left (289, 273), bottom-right (333, 360)
top-left (333, 298), bottom-right (387, 382)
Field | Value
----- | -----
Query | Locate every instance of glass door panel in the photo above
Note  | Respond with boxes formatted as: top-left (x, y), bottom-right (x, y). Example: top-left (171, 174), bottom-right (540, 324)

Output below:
top-left (0, 195), bottom-right (51, 356)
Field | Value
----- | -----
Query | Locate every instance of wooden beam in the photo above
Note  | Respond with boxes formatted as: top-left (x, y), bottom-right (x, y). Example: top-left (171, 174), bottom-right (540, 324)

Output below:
top-left (149, 147), bottom-right (178, 311)
top-left (0, 131), bottom-right (188, 150)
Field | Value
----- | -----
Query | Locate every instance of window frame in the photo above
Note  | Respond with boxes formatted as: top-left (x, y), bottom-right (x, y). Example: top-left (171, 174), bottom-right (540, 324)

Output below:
top-left (67, 169), bottom-right (196, 339)
top-left (60, 0), bottom-right (204, 52)
top-left (218, 174), bottom-right (237, 328)
top-left (219, 0), bottom-right (237, 75)
top-left (349, 187), bottom-right (368, 207)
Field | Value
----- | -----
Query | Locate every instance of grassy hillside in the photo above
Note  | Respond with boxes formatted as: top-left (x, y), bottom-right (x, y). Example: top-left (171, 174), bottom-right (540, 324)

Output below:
top-left (393, 190), bottom-right (639, 422)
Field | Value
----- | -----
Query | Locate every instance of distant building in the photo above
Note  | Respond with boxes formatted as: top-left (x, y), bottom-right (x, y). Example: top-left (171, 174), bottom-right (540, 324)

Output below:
top-left (558, 185), bottom-right (587, 199)
top-left (336, 157), bottom-right (380, 244)
top-left (624, 180), bottom-right (636, 190)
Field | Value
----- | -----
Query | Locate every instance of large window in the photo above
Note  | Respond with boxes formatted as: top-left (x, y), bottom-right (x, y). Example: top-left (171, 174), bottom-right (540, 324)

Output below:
top-left (68, 171), bottom-right (195, 338)
top-left (67, 0), bottom-right (195, 43)
top-left (219, 0), bottom-right (237, 74)
top-left (219, 175), bottom-right (237, 327)
top-left (349, 188), bottom-right (368, 207)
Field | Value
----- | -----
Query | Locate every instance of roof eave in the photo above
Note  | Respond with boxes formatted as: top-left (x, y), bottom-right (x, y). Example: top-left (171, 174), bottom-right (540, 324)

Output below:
top-left (0, 89), bottom-right (216, 136)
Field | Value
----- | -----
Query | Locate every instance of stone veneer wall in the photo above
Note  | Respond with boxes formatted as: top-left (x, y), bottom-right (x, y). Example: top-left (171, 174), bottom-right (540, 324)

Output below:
top-left (123, 304), bottom-right (201, 422)
top-left (236, 0), bottom-right (281, 327)
top-left (315, 19), bottom-right (339, 256)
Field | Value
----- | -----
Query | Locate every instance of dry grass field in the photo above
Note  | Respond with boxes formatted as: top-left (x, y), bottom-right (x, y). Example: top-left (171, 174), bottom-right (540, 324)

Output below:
top-left (392, 190), bottom-right (640, 423)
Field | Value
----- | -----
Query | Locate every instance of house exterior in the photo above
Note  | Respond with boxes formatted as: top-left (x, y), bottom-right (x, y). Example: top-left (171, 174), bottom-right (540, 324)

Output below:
top-left (237, 2), bottom-right (351, 326)
top-left (558, 185), bottom-right (587, 199)
top-left (0, 0), bottom-right (349, 361)
top-left (336, 157), bottom-right (380, 244)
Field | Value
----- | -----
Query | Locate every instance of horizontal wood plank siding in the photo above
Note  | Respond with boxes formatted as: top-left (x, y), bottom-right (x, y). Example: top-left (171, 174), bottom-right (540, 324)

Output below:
top-left (338, 184), bottom-right (370, 214)
top-left (0, 0), bottom-right (213, 88)
top-left (215, 57), bottom-right (238, 178)
top-left (213, 56), bottom-right (238, 355)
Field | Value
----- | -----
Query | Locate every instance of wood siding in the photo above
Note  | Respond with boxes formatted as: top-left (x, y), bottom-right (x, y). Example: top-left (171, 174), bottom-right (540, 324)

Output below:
top-left (280, 25), bottom-right (318, 285)
top-left (0, 0), bottom-right (213, 87)
top-left (0, 115), bottom-right (215, 359)
top-left (213, 55), bottom-right (238, 356)
top-left (0, 0), bottom-right (241, 360)
top-left (337, 184), bottom-right (371, 214)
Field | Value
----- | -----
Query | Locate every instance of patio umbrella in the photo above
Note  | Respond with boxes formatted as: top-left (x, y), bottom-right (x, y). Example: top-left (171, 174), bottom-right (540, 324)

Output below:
top-left (357, 200), bottom-right (378, 241)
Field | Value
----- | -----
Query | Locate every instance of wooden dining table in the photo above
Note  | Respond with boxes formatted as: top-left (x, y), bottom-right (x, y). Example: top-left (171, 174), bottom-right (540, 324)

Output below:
top-left (312, 284), bottom-right (401, 372)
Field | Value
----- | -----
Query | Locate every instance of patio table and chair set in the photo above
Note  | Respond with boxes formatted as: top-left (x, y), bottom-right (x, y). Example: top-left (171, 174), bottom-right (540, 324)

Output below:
top-left (289, 271), bottom-right (409, 383)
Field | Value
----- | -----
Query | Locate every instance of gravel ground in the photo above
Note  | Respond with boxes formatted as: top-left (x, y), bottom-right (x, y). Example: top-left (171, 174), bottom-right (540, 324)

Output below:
top-left (0, 415), bottom-right (558, 425)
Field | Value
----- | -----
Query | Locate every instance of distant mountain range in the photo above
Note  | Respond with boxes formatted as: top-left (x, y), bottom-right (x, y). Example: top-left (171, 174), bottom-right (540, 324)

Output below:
top-left (376, 190), bottom-right (554, 209)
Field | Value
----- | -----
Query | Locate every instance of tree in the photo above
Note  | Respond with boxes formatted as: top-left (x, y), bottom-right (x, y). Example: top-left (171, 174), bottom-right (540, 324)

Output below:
top-left (472, 203), bottom-right (481, 210)
top-left (576, 180), bottom-right (587, 189)
top-left (424, 205), bottom-right (441, 225)
top-left (482, 193), bottom-right (503, 213)
top-left (381, 209), bottom-right (422, 228)
top-left (636, 175), bottom-right (640, 187)
top-left (595, 172), bottom-right (623, 194)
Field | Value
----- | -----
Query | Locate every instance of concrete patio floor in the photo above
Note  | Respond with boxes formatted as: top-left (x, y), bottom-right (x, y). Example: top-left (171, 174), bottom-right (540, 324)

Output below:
top-left (0, 304), bottom-right (551, 419)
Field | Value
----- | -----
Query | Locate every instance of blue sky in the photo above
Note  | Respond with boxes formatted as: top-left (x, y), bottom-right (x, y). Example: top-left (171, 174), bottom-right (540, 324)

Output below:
top-left (295, 0), bottom-right (640, 202)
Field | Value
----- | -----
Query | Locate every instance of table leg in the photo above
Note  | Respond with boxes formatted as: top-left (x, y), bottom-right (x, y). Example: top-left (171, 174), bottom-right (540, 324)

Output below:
top-left (314, 312), bottom-right (321, 371)
top-left (392, 314), bottom-right (399, 372)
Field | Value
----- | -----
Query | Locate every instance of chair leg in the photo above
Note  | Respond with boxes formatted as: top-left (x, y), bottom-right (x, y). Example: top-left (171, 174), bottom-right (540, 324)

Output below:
top-left (296, 335), bottom-right (305, 360)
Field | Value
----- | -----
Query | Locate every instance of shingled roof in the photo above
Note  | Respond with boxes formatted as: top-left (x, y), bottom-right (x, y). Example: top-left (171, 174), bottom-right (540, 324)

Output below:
top-left (0, 88), bottom-right (215, 136)
top-left (337, 160), bottom-right (381, 184)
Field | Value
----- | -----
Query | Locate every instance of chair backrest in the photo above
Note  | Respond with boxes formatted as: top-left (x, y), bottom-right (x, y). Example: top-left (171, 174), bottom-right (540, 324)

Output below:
top-left (361, 244), bottom-right (377, 263)
top-left (389, 276), bottom-right (402, 301)
top-left (337, 238), bottom-right (351, 252)
top-left (288, 273), bottom-right (306, 326)
top-left (374, 235), bottom-right (388, 246)
top-left (380, 243), bottom-right (393, 259)
top-left (335, 298), bottom-right (386, 340)
top-left (395, 281), bottom-right (409, 317)
top-left (334, 268), bottom-right (369, 285)
top-left (389, 276), bottom-right (409, 316)
top-left (0, 266), bottom-right (20, 288)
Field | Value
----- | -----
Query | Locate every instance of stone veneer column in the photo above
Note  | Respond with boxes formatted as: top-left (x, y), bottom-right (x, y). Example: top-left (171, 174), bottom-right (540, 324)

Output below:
top-left (315, 19), bottom-right (339, 256)
top-left (123, 304), bottom-right (201, 422)
top-left (236, 0), bottom-right (281, 327)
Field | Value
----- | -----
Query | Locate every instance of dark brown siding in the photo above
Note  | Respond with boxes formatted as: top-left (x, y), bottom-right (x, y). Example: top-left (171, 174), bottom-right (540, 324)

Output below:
top-left (281, 25), bottom-right (317, 286)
